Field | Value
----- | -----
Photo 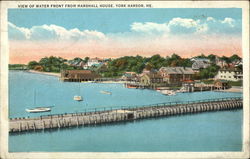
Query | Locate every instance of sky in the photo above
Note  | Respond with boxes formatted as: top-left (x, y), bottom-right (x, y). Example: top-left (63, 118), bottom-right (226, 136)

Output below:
top-left (8, 8), bottom-right (242, 64)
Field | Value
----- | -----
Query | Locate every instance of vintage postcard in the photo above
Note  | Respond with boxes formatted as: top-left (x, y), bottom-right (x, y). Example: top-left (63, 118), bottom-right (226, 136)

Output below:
top-left (0, 1), bottom-right (249, 159)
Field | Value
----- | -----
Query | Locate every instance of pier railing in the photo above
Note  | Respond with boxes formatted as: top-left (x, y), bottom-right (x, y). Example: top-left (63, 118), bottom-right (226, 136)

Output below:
top-left (9, 97), bottom-right (243, 133)
top-left (10, 97), bottom-right (242, 120)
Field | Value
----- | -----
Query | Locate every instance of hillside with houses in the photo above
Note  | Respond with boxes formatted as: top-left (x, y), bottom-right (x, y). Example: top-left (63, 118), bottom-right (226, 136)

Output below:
top-left (10, 53), bottom-right (243, 91)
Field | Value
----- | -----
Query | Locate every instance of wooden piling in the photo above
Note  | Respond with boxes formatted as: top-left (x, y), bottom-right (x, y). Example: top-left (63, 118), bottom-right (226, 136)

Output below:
top-left (9, 98), bottom-right (243, 133)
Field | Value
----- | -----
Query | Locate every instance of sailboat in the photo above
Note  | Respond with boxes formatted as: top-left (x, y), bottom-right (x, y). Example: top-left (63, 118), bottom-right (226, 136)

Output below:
top-left (74, 83), bottom-right (83, 101)
top-left (26, 90), bottom-right (53, 113)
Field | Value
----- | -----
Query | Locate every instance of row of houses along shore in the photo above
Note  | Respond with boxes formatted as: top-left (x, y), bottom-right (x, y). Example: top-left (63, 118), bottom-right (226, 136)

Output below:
top-left (60, 64), bottom-right (243, 93)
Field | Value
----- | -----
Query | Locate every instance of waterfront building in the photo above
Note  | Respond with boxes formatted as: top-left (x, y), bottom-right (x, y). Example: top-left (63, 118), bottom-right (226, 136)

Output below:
top-left (122, 72), bottom-right (138, 81)
top-left (141, 68), bottom-right (157, 75)
top-left (214, 80), bottom-right (230, 89)
top-left (159, 67), bottom-right (195, 85)
top-left (140, 73), bottom-right (163, 85)
top-left (60, 70), bottom-right (101, 82)
top-left (215, 68), bottom-right (243, 81)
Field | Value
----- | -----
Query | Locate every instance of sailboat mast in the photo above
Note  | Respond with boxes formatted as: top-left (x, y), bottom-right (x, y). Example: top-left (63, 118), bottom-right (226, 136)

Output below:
top-left (79, 83), bottom-right (80, 94)
top-left (34, 89), bottom-right (36, 106)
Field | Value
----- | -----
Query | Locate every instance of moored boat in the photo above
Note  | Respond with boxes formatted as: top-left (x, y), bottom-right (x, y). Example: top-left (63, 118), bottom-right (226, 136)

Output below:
top-left (26, 107), bottom-right (51, 113)
top-left (74, 83), bottom-right (83, 101)
top-left (127, 85), bottom-right (137, 89)
top-left (74, 95), bottom-right (83, 101)
top-left (100, 90), bottom-right (112, 95)
top-left (160, 90), bottom-right (176, 96)
top-left (26, 89), bottom-right (54, 113)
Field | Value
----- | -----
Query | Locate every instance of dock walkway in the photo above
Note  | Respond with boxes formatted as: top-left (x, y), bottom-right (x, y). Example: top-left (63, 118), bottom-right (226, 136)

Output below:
top-left (9, 97), bottom-right (242, 133)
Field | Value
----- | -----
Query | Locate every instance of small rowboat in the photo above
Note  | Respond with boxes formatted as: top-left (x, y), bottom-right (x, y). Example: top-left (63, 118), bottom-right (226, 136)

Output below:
top-left (74, 95), bottom-right (83, 101)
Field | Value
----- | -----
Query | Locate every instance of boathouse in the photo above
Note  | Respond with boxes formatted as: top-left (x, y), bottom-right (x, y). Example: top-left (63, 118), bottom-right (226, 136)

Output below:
top-left (214, 80), bottom-right (230, 90)
top-left (140, 73), bottom-right (163, 85)
top-left (159, 67), bottom-right (195, 85)
top-left (122, 72), bottom-right (138, 82)
top-left (60, 70), bottom-right (101, 82)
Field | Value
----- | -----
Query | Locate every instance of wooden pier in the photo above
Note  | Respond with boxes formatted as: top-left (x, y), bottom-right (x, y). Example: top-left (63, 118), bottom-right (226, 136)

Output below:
top-left (9, 97), bottom-right (242, 133)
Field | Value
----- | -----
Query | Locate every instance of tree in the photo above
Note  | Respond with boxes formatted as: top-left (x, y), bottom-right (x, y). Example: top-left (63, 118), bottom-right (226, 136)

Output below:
top-left (84, 57), bottom-right (90, 63)
top-left (220, 56), bottom-right (230, 64)
top-left (148, 54), bottom-right (165, 69)
top-left (145, 63), bottom-right (153, 70)
top-left (198, 64), bottom-right (220, 79)
top-left (27, 61), bottom-right (39, 69)
top-left (171, 53), bottom-right (181, 60)
top-left (229, 54), bottom-right (241, 62)
top-left (182, 58), bottom-right (193, 67)
top-left (170, 61), bottom-right (177, 67)
top-left (236, 64), bottom-right (243, 71)
top-left (207, 54), bottom-right (216, 63)
top-left (38, 56), bottom-right (70, 72)
top-left (195, 53), bottom-right (206, 58)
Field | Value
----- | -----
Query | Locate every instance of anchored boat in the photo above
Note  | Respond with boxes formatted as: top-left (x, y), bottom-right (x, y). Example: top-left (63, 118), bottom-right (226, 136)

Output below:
top-left (74, 95), bottom-right (83, 101)
top-left (100, 90), bottom-right (112, 95)
top-left (26, 107), bottom-right (51, 113)
top-left (26, 89), bottom-right (54, 113)
top-left (74, 83), bottom-right (83, 101)
top-left (160, 90), bottom-right (176, 96)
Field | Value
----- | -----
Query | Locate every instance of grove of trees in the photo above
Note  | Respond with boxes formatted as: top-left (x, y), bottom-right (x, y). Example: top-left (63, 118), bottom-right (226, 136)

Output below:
top-left (25, 53), bottom-right (242, 80)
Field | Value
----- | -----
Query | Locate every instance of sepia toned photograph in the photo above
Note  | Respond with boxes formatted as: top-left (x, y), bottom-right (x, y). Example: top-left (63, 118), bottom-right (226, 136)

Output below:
top-left (1, 1), bottom-right (249, 159)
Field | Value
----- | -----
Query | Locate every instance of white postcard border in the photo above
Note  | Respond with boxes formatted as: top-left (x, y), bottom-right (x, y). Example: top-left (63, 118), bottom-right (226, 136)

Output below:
top-left (1, 1), bottom-right (249, 159)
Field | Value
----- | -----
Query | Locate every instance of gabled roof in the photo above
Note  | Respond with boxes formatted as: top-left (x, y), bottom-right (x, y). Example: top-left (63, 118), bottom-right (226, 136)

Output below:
top-left (192, 61), bottom-right (210, 70)
top-left (65, 70), bottom-right (92, 74)
top-left (63, 70), bottom-right (100, 78)
top-left (219, 68), bottom-right (242, 72)
top-left (160, 67), bottom-right (194, 75)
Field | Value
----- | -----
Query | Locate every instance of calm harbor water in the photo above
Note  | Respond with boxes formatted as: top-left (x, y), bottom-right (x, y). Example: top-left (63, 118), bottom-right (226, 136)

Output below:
top-left (9, 71), bottom-right (243, 152)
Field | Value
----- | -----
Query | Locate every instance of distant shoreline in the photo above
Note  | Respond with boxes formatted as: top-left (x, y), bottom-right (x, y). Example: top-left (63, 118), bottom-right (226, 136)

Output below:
top-left (27, 70), bottom-right (60, 77)
top-left (14, 71), bottom-right (243, 92)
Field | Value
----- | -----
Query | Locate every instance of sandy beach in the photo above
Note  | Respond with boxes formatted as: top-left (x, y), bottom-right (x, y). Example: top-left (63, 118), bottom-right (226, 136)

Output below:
top-left (28, 70), bottom-right (60, 77)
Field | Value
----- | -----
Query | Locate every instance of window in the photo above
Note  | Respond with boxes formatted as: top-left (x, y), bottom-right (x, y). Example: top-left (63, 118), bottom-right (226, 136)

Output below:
top-left (229, 76), bottom-right (231, 78)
